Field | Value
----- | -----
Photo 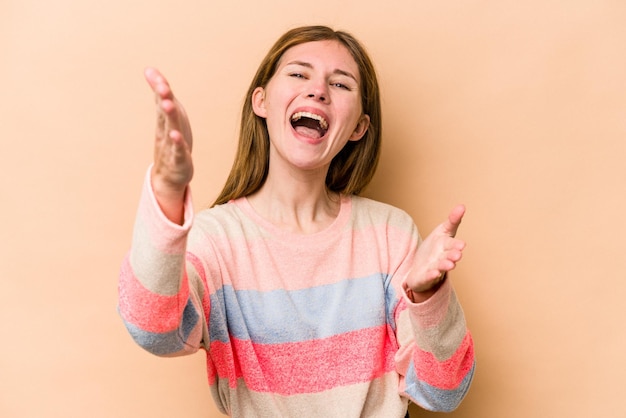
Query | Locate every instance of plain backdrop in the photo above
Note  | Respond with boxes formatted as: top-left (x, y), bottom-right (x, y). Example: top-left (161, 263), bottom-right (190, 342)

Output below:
top-left (2, 0), bottom-right (625, 417)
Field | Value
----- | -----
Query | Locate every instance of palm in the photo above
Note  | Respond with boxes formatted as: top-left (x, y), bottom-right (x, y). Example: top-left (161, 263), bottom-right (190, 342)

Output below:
top-left (408, 205), bottom-right (466, 293)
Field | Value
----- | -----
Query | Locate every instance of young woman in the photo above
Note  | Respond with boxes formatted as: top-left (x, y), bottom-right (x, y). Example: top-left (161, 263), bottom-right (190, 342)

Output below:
top-left (119, 25), bottom-right (475, 417)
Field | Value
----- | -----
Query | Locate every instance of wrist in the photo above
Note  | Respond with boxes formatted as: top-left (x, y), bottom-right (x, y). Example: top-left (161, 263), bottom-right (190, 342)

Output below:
top-left (405, 275), bottom-right (446, 303)
top-left (150, 170), bottom-right (188, 225)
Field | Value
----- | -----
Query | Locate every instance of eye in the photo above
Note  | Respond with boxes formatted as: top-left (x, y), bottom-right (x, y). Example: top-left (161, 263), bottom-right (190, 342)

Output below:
top-left (332, 82), bottom-right (351, 90)
top-left (289, 72), bottom-right (306, 79)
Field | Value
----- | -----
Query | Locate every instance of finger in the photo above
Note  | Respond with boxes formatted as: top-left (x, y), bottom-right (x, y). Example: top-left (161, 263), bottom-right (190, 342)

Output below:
top-left (168, 129), bottom-right (185, 146)
top-left (147, 68), bottom-right (174, 139)
top-left (155, 100), bottom-right (177, 140)
top-left (145, 68), bottom-right (192, 153)
top-left (144, 67), bottom-right (166, 90)
top-left (154, 95), bottom-right (181, 137)
top-left (425, 268), bottom-right (445, 283)
top-left (155, 130), bottom-right (189, 168)
top-left (445, 248), bottom-right (464, 263)
top-left (145, 67), bottom-right (175, 102)
top-left (437, 258), bottom-right (458, 273)
top-left (156, 112), bottom-right (166, 139)
top-left (443, 204), bottom-right (466, 237)
top-left (161, 99), bottom-right (182, 135)
top-left (160, 99), bottom-right (180, 122)
top-left (444, 238), bottom-right (466, 251)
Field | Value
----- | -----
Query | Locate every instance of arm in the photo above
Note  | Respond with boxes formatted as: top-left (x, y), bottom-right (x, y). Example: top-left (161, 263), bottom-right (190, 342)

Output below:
top-left (144, 67), bottom-right (194, 225)
top-left (394, 207), bottom-right (475, 411)
top-left (118, 69), bottom-right (204, 356)
top-left (396, 281), bottom-right (475, 412)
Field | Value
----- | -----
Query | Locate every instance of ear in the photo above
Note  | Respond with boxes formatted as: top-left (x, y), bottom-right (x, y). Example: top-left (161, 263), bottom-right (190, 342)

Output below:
top-left (251, 86), bottom-right (267, 118)
top-left (349, 114), bottom-right (370, 142)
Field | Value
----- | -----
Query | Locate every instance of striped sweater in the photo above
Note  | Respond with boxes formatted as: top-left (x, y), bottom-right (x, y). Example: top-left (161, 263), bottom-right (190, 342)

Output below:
top-left (118, 169), bottom-right (475, 417)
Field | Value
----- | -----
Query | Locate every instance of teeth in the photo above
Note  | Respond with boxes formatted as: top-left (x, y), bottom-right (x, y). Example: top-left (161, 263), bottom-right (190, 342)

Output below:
top-left (291, 111), bottom-right (328, 130)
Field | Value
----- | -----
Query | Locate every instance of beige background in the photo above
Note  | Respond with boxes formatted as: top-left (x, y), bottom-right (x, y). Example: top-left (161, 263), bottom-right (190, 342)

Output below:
top-left (2, 0), bottom-right (625, 417)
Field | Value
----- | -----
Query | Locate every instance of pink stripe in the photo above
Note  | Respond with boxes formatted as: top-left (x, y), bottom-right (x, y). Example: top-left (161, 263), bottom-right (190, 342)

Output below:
top-left (413, 332), bottom-right (474, 390)
top-left (186, 252), bottom-right (212, 315)
top-left (207, 326), bottom-right (396, 395)
top-left (118, 255), bottom-right (189, 333)
top-left (406, 279), bottom-right (453, 329)
top-left (191, 223), bottom-right (415, 292)
top-left (394, 297), bottom-right (408, 323)
top-left (205, 350), bottom-right (218, 384)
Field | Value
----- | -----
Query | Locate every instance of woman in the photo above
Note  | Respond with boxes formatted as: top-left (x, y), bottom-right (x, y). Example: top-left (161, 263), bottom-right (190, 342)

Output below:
top-left (119, 25), bottom-right (475, 417)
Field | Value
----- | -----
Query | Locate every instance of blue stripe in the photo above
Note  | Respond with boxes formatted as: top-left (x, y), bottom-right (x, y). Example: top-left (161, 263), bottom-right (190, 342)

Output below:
top-left (208, 273), bottom-right (392, 344)
top-left (405, 360), bottom-right (476, 412)
top-left (384, 273), bottom-right (400, 332)
top-left (122, 298), bottom-right (199, 356)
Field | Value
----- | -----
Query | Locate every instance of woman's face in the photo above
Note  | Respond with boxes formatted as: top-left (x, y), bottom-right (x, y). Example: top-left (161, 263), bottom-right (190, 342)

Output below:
top-left (252, 40), bottom-right (370, 175)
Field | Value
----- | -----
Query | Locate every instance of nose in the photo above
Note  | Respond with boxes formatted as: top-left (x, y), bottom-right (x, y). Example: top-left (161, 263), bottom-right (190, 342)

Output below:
top-left (307, 92), bottom-right (326, 102)
top-left (306, 80), bottom-right (329, 103)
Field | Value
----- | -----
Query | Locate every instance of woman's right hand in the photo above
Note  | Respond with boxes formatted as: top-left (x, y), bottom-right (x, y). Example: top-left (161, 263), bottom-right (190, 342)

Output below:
top-left (144, 67), bottom-right (193, 224)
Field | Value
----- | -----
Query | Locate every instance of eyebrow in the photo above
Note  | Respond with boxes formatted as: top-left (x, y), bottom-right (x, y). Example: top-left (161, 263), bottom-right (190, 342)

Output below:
top-left (285, 60), bottom-right (358, 82)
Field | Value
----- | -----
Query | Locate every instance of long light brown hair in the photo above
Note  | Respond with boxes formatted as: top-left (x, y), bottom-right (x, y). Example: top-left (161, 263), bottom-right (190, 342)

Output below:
top-left (212, 25), bottom-right (382, 206)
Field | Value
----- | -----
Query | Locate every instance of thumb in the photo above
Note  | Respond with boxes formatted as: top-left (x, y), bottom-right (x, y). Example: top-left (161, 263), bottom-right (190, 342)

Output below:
top-left (443, 204), bottom-right (466, 237)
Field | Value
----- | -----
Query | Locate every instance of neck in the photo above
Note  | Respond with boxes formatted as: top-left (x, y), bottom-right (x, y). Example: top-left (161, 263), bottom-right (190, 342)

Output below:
top-left (247, 167), bottom-right (341, 235)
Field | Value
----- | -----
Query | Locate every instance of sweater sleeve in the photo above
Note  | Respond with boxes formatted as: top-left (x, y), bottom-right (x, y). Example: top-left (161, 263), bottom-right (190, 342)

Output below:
top-left (392, 228), bottom-right (475, 411)
top-left (118, 167), bottom-right (207, 357)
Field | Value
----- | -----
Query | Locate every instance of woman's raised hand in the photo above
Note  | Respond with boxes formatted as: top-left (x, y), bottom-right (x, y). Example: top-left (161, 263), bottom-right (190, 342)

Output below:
top-left (144, 67), bottom-right (193, 224)
top-left (407, 205), bottom-right (467, 301)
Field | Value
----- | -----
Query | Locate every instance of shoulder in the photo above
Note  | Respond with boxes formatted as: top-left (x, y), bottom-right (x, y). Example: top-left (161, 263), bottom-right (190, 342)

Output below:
top-left (190, 199), bottom-right (259, 241)
top-left (349, 195), bottom-right (417, 232)
top-left (195, 200), bottom-right (240, 224)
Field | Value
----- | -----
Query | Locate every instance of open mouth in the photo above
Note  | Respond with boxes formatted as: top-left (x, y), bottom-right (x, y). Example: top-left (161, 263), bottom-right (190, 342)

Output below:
top-left (290, 111), bottom-right (328, 139)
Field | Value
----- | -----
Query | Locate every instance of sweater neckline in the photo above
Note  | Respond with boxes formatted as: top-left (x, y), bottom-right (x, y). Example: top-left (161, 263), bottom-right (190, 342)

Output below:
top-left (233, 195), bottom-right (353, 243)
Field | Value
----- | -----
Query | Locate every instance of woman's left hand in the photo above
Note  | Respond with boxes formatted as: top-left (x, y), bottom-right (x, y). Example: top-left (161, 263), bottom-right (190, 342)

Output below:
top-left (407, 205), bottom-right (467, 297)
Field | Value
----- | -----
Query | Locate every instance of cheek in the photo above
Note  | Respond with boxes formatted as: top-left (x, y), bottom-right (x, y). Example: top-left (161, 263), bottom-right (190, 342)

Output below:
top-left (268, 120), bottom-right (287, 136)
top-left (342, 107), bottom-right (365, 131)
top-left (264, 106), bottom-right (290, 137)
top-left (264, 93), bottom-right (287, 118)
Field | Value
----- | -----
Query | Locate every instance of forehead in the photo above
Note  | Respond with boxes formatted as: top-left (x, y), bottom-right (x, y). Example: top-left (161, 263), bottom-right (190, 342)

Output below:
top-left (277, 40), bottom-right (360, 80)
